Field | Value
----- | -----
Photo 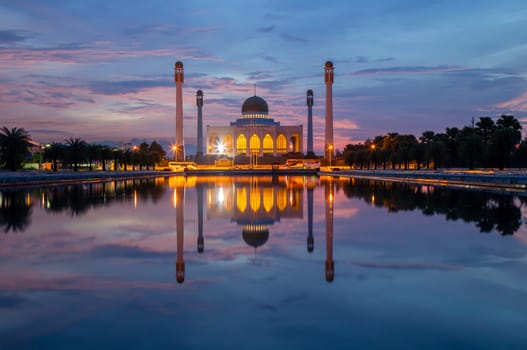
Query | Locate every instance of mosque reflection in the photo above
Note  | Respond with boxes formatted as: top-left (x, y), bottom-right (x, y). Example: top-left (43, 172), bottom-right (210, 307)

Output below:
top-left (2, 176), bottom-right (527, 284)
top-left (173, 176), bottom-right (330, 283)
top-left (204, 177), bottom-right (305, 251)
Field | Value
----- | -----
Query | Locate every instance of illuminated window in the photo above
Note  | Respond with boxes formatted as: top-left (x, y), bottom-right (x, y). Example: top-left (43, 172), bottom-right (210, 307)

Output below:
top-left (224, 134), bottom-right (233, 153)
top-left (250, 134), bottom-right (260, 153)
top-left (263, 134), bottom-right (274, 154)
top-left (208, 133), bottom-right (218, 154)
top-left (276, 134), bottom-right (287, 153)
top-left (236, 134), bottom-right (247, 154)
top-left (250, 187), bottom-right (260, 212)
top-left (263, 187), bottom-right (274, 212)
top-left (236, 187), bottom-right (247, 213)
top-left (276, 188), bottom-right (287, 211)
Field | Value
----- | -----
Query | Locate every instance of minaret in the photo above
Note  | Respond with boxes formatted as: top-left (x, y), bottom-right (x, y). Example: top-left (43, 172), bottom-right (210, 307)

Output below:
top-left (306, 89), bottom-right (314, 156)
top-left (325, 178), bottom-right (334, 283)
top-left (324, 61), bottom-right (334, 161)
top-left (196, 90), bottom-right (204, 157)
top-left (176, 186), bottom-right (185, 283)
top-left (174, 61), bottom-right (184, 162)
top-left (196, 183), bottom-right (204, 253)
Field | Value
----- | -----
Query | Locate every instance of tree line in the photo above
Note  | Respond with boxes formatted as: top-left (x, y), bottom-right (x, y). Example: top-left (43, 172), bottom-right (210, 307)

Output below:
top-left (0, 126), bottom-right (166, 171)
top-left (341, 178), bottom-right (523, 235)
top-left (342, 115), bottom-right (525, 170)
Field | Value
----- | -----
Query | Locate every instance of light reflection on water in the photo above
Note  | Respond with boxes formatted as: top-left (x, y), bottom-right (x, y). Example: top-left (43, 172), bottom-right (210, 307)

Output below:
top-left (1, 175), bottom-right (527, 349)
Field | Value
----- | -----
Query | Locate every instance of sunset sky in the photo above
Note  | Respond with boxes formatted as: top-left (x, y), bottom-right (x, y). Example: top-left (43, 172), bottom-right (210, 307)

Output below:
top-left (1, 0), bottom-right (527, 153)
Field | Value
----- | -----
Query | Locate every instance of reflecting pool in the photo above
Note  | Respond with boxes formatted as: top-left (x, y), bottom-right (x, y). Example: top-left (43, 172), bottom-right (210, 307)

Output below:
top-left (1, 176), bottom-right (527, 349)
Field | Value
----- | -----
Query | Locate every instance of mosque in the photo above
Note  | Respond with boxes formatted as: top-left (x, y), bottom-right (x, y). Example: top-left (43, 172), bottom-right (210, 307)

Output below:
top-left (173, 61), bottom-right (335, 161)
top-left (206, 95), bottom-right (303, 160)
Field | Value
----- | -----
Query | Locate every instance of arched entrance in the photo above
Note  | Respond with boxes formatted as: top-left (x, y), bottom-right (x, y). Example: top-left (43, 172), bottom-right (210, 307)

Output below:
top-left (263, 134), bottom-right (274, 154)
top-left (236, 134), bottom-right (247, 154)
top-left (276, 134), bottom-right (287, 154)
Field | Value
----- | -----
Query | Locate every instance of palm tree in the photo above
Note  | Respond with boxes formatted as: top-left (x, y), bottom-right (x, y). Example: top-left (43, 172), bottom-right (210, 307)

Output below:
top-left (101, 146), bottom-right (113, 171)
top-left (87, 144), bottom-right (102, 171)
top-left (44, 142), bottom-right (65, 172)
top-left (65, 137), bottom-right (87, 171)
top-left (0, 126), bottom-right (32, 171)
top-left (0, 190), bottom-right (32, 233)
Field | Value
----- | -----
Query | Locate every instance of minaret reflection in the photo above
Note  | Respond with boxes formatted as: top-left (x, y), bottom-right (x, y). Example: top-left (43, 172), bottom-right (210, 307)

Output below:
top-left (325, 178), bottom-right (334, 283)
top-left (307, 183), bottom-right (314, 253)
top-left (175, 186), bottom-right (185, 284)
top-left (196, 183), bottom-right (204, 253)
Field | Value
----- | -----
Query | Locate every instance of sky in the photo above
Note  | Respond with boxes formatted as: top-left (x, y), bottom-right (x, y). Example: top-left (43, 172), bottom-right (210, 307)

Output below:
top-left (1, 0), bottom-right (527, 153)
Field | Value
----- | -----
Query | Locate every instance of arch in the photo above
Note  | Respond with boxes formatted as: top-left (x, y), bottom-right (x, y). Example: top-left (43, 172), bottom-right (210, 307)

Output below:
top-left (236, 187), bottom-right (247, 213)
top-left (263, 134), bottom-right (274, 154)
top-left (224, 134), bottom-right (233, 154)
top-left (208, 133), bottom-right (218, 154)
top-left (276, 188), bottom-right (287, 211)
top-left (263, 187), bottom-right (274, 213)
top-left (250, 186), bottom-right (260, 212)
top-left (290, 133), bottom-right (301, 152)
top-left (236, 134), bottom-right (247, 154)
top-left (250, 134), bottom-right (260, 154)
top-left (276, 134), bottom-right (287, 153)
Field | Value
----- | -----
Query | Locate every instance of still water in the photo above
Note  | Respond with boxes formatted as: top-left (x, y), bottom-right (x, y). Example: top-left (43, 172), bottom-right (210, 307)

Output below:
top-left (1, 176), bottom-right (527, 349)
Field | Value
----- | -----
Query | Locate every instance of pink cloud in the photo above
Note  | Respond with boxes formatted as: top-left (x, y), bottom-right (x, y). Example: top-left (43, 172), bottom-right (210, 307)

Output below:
top-left (0, 45), bottom-right (220, 72)
top-left (496, 90), bottom-right (527, 111)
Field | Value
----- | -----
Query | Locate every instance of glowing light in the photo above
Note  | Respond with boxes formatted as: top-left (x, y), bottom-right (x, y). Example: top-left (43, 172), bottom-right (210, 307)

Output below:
top-left (217, 143), bottom-right (225, 153)
top-left (217, 187), bottom-right (225, 204)
top-left (134, 190), bottom-right (138, 209)
top-left (173, 189), bottom-right (178, 208)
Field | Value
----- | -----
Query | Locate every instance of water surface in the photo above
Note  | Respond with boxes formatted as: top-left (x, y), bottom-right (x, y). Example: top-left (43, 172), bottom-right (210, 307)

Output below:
top-left (1, 176), bottom-right (526, 349)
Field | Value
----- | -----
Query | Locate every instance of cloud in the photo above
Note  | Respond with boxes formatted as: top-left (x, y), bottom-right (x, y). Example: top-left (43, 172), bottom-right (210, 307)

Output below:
top-left (280, 33), bottom-right (308, 43)
top-left (90, 244), bottom-right (175, 259)
top-left (0, 44), bottom-right (220, 71)
top-left (123, 24), bottom-right (177, 37)
top-left (0, 295), bottom-right (27, 309)
top-left (263, 56), bottom-right (278, 63)
top-left (29, 129), bottom-right (70, 136)
top-left (375, 57), bottom-right (395, 63)
top-left (88, 79), bottom-right (172, 95)
top-left (0, 30), bottom-right (34, 44)
top-left (257, 25), bottom-right (276, 33)
top-left (246, 71), bottom-right (274, 80)
top-left (351, 65), bottom-right (466, 76)
top-left (0, 80), bottom-right (96, 109)
top-left (334, 56), bottom-right (371, 64)
top-left (351, 260), bottom-right (463, 271)
top-left (496, 90), bottom-right (527, 111)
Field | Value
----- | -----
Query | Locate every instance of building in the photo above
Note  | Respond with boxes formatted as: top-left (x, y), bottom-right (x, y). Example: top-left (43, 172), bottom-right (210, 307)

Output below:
top-left (206, 95), bottom-right (303, 160)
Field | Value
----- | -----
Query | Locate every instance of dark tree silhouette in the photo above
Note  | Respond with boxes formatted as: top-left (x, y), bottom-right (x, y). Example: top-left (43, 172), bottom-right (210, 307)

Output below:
top-left (0, 127), bottom-right (32, 171)
top-left (65, 137), bottom-right (87, 171)
top-left (0, 190), bottom-right (32, 233)
top-left (44, 142), bottom-right (65, 172)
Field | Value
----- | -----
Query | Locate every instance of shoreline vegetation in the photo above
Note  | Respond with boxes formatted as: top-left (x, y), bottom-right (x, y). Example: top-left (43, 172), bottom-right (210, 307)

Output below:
top-left (2, 168), bottom-right (527, 192)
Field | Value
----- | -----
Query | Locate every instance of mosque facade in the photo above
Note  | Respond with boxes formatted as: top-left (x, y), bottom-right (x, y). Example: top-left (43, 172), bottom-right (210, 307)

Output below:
top-left (176, 61), bottom-right (334, 159)
top-left (205, 95), bottom-right (303, 158)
